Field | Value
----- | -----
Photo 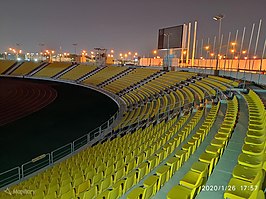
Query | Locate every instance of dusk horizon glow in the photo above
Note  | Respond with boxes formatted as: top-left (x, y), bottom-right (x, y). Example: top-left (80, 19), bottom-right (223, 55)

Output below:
top-left (0, 0), bottom-right (265, 55)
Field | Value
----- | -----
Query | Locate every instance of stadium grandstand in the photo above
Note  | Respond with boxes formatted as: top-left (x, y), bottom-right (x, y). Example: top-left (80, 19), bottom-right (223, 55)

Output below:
top-left (0, 59), bottom-right (265, 199)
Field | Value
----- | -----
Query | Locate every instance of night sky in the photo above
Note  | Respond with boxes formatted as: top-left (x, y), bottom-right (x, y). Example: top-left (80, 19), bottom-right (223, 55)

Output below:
top-left (0, 0), bottom-right (265, 55)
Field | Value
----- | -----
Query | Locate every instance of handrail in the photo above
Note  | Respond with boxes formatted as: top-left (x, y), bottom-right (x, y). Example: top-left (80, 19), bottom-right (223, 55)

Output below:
top-left (0, 78), bottom-right (121, 190)
top-left (0, 73), bottom-right (225, 190)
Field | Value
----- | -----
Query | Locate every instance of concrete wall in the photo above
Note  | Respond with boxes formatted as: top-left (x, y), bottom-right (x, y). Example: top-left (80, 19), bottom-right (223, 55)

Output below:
top-left (139, 57), bottom-right (266, 72)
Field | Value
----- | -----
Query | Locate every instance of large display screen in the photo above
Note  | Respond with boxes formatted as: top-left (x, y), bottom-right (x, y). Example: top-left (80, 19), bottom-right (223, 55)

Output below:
top-left (158, 25), bottom-right (184, 49)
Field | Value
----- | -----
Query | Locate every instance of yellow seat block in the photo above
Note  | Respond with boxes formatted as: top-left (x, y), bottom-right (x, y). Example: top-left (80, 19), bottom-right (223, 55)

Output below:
top-left (242, 144), bottom-right (264, 156)
top-left (180, 171), bottom-right (203, 189)
top-left (224, 177), bottom-right (259, 199)
top-left (166, 156), bottom-right (180, 177)
top-left (167, 185), bottom-right (191, 199)
top-left (155, 165), bottom-right (170, 190)
top-left (233, 165), bottom-right (263, 183)
top-left (238, 153), bottom-right (264, 168)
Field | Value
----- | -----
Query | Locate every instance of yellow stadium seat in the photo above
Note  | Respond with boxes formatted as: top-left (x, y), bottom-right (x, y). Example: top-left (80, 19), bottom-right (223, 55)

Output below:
top-left (44, 192), bottom-right (57, 199)
top-left (97, 175), bottom-right (112, 193)
top-left (92, 172), bottom-right (103, 186)
top-left (76, 181), bottom-right (90, 196)
top-left (127, 175), bottom-right (158, 199)
top-left (137, 162), bottom-right (149, 182)
top-left (224, 177), bottom-right (262, 199)
top-left (199, 152), bottom-right (218, 176)
top-left (60, 189), bottom-right (75, 199)
top-left (242, 143), bottom-right (265, 156)
top-left (155, 165), bottom-right (171, 190)
top-left (167, 185), bottom-right (191, 199)
top-left (112, 167), bottom-right (124, 183)
top-left (58, 184), bottom-right (72, 196)
top-left (147, 155), bottom-right (159, 171)
top-left (180, 171), bottom-right (204, 191)
top-left (174, 150), bottom-right (188, 165)
top-left (47, 184), bottom-right (59, 195)
top-left (190, 161), bottom-right (208, 178)
top-left (166, 156), bottom-right (180, 177)
top-left (73, 176), bottom-right (84, 188)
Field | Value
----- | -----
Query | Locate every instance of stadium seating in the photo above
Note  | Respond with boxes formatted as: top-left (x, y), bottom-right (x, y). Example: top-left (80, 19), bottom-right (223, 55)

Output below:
top-left (167, 96), bottom-right (238, 199)
top-left (0, 60), bottom-right (16, 74)
top-left (82, 66), bottom-right (128, 86)
top-left (0, 60), bottom-right (265, 199)
top-left (102, 68), bottom-right (159, 93)
top-left (10, 62), bottom-right (42, 76)
top-left (224, 90), bottom-right (266, 199)
top-left (33, 62), bottom-right (73, 78)
top-left (59, 64), bottom-right (97, 81)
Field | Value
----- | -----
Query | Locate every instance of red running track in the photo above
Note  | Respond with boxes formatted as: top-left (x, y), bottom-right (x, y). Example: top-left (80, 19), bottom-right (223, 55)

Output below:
top-left (0, 78), bottom-right (57, 126)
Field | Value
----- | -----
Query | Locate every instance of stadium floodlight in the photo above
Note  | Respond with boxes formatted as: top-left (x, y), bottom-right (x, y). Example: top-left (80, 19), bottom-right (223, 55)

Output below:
top-left (213, 14), bottom-right (224, 74)
top-left (213, 14), bottom-right (224, 21)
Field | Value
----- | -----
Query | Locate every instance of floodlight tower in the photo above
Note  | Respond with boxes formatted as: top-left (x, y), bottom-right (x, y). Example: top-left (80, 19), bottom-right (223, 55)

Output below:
top-left (164, 33), bottom-right (170, 70)
top-left (213, 14), bottom-right (224, 75)
top-left (94, 48), bottom-right (107, 67)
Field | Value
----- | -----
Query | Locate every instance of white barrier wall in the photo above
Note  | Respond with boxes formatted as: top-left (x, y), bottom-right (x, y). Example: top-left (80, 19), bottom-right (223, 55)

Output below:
top-left (139, 58), bottom-right (266, 72)
top-left (173, 67), bottom-right (266, 86)
top-left (194, 59), bottom-right (265, 71)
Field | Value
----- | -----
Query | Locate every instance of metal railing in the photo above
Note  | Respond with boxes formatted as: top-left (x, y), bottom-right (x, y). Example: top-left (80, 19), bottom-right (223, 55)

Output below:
top-left (0, 167), bottom-right (20, 189)
top-left (0, 106), bottom-right (119, 190)
top-left (113, 86), bottom-right (220, 139)
top-left (0, 74), bottom-right (223, 189)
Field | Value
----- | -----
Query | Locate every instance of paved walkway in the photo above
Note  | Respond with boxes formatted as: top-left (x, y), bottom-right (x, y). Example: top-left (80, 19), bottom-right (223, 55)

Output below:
top-left (154, 103), bottom-right (226, 199)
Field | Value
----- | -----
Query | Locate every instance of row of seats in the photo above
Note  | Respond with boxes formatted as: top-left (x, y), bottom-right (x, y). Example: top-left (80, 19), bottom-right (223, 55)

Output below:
top-left (116, 72), bottom-right (197, 129)
top-left (103, 68), bottom-right (159, 94)
top-left (188, 84), bottom-right (204, 103)
top-left (0, 61), bottom-right (246, 199)
top-left (195, 81), bottom-right (216, 99)
top-left (201, 78), bottom-right (228, 92)
top-left (0, 60), bottom-right (16, 74)
top-left (224, 90), bottom-right (266, 199)
top-left (33, 62), bottom-right (73, 78)
top-left (168, 96), bottom-right (238, 198)
top-left (11, 62), bottom-right (42, 76)
top-left (59, 64), bottom-right (97, 81)
top-left (167, 100), bottom-right (220, 199)
top-left (5, 114), bottom-right (182, 199)
top-left (208, 76), bottom-right (239, 88)
top-left (82, 66), bottom-right (128, 86)
top-left (127, 108), bottom-right (205, 198)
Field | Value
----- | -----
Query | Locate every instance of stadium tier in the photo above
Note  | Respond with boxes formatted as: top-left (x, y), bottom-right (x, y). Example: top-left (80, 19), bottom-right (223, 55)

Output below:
top-left (33, 62), bottom-right (73, 78)
top-left (82, 66), bottom-right (128, 86)
top-left (0, 60), bottom-right (16, 74)
top-left (10, 62), bottom-right (43, 76)
top-left (59, 65), bottom-right (97, 81)
top-left (0, 60), bottom-right (265, 199)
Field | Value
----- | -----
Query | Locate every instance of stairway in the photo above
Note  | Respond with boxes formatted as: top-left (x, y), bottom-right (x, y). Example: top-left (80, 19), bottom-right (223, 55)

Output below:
top-left (118, 70), bottom-right (166, 96)
top-left (98, 68), bottom-right (135, 87)
top-left (26, 62), bottom-right (50, 77)
top-left (76, 66), bottom-right (107, 83)
top-left (3, 62), bottom-right (24, 75)
top-left (52, 63), bottom-right (79, 79)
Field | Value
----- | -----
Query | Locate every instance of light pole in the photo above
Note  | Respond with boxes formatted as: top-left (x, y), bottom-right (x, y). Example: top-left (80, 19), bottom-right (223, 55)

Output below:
top-left (213, 14), bottom-right (224, 75)
top-left (164, 33), bottom-right (170, 70)
top-left (39, 43), bottom-right (45, 61)
top-left (16, 43), bottom-right (22, 60)
top-left (72, 43), bottom-right (77, 62)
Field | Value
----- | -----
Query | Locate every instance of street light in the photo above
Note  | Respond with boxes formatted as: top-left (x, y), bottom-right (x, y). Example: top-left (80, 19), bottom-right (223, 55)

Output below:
top-left (164, 33), bottom-right (170, 70)
top-left (213, 14), bottom-right (224, 74)
top-left (72, 43), bottom-right (78, 62)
